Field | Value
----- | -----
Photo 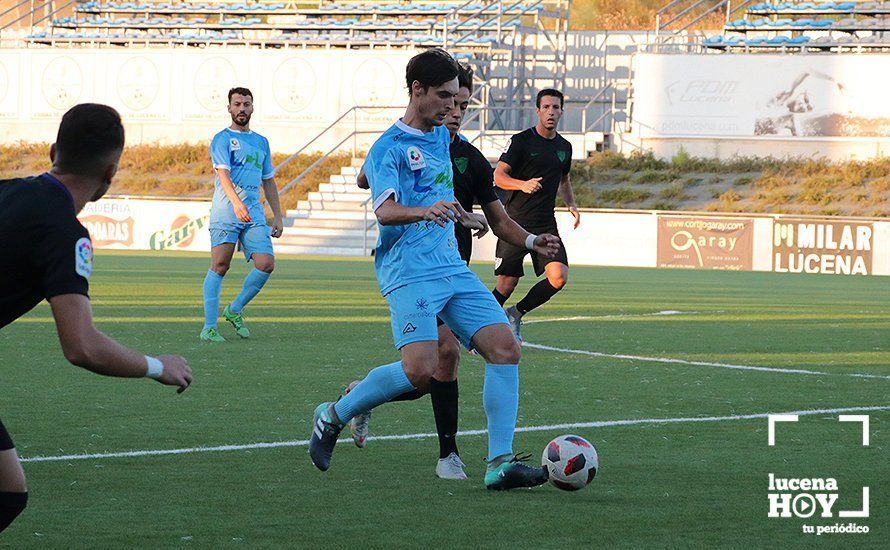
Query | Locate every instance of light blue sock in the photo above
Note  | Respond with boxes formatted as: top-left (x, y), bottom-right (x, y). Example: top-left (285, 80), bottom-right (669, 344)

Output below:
top-left (202, 269), bottom-right (224, 330)
top-left (483, 363), bottom-right (519, 461)
top-left (230, 268), bottom-right (271, 314)
top-left (334, 361), bottom-right (415, 424)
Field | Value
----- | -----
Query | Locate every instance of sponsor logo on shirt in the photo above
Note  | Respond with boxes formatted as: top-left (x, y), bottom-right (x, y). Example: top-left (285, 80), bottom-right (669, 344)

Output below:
top-left (74, 237), bottom-right (93, 279)
top-left (501, 139), bottom-right (512, 154)
top-left (245, 151), bottom-right (264, 170)
top-left (407, 146), bottom-right (426, 171)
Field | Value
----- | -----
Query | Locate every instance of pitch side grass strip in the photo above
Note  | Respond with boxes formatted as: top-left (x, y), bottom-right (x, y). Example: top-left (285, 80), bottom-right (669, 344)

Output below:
top-left (20, 405), bottom-right (890, 464)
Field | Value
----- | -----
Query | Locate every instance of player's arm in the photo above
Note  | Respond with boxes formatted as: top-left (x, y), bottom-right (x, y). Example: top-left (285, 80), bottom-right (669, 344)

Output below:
top-left (215, 168), bottom-right (251, 223)
top-left (374, 196), bottom-right (462, 227)
top-left (481, 199), bottom-right (561, 258)
top-left (558, 172), bottom-right (580, 229)
top-left (260, 140), bottom-right (282, 237)
top-left (494, 161), bottom-right (541, 194)
top-left (49, 294), bottom-right (192, 393)
top-left (356, 165), bottom-right (369, 190)
top-left (262, 177), bottom-right (284, 238)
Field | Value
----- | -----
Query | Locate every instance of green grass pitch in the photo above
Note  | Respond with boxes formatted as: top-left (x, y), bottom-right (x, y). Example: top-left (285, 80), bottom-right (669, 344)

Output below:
top-left (1, 252), bottom-right (887, 548)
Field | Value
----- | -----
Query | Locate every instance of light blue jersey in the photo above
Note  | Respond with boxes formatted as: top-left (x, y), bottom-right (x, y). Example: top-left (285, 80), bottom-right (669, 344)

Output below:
top-left (209, 128), bottom-right (274, 229)
top-left (366, 120), bottom-right (469, 296)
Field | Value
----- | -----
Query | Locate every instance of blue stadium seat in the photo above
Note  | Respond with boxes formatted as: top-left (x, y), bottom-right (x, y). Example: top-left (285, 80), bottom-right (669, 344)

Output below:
top-left (788, 35), bottom-right (811, 44)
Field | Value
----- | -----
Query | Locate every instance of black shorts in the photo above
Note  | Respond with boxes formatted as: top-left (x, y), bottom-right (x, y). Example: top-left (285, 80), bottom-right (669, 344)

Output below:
top-left (0, 419), bottom-right (13, 450)
top-left (494, 224), bottom-right (568, 277)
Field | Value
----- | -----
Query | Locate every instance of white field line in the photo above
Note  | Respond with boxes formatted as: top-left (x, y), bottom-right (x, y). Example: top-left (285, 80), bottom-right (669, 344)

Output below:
top-left (523, 342), bottom-right (890, 381)
top-left (523, 310), bottom-right (699, 325)
top-left (20, 405), bottom-right (890, 464)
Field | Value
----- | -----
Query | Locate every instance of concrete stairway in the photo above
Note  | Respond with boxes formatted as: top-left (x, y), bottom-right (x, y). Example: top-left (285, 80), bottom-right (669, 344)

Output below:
top-left (276, 157), bottom-right (376, 256)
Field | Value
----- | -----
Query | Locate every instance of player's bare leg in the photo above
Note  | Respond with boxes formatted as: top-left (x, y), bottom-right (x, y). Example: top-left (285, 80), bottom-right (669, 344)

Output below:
top-left (0, 448), bottom-right (28, 533)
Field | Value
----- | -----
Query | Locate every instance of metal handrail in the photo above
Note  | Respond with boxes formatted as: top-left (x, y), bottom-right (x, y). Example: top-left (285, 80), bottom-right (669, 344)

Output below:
top-left (274, 104), bottom-right (404, 174)
top-left (0, 0), bottom-right (35, 21)
top-left (278, 129), bottom-right (378, 198)
top-left (1, 0), bottom-right (75, 31)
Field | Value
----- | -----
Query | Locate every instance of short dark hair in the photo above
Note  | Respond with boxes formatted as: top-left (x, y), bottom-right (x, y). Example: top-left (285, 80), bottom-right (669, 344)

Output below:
top-left (228, 87), bottom-right (253, 102)
top-left (405, 48), bottom-right (459, 91)
top-left (457, 63), bottom-right (474, 94)
top-left (54, 103), bottom-right (124, 176)
top-left (536, 88), bottom-right (564, 108)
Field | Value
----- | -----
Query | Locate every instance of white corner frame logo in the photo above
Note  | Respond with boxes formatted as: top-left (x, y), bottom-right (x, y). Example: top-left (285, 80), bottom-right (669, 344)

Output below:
top-left (767, 414), bottom-right (870, 526)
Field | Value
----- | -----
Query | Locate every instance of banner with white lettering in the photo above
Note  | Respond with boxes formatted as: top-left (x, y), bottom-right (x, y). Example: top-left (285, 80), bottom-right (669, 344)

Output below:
top-left (772, 219), bottom-right (873, 275)
top-left (657, 215), bottom-right (754, 270)
top-left (78, 198), bottom-right (211, 252)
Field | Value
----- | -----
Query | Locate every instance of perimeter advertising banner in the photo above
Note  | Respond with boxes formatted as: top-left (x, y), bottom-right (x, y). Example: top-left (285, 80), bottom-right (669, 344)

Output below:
top-left (772, 218), bottom-right (874, 275)
top-left (634, 54), bottom-right (890, 138)
top-left (657, 215), bottom-right (754, 270)
top-left (78, 198), bottom-right (211, 252)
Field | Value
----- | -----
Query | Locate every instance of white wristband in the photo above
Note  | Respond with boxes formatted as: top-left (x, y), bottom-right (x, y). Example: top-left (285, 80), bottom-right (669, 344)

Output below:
top-left (145, 356), bottom-right (163, 379)
top-left (525, 233), bottom-right (538, 250)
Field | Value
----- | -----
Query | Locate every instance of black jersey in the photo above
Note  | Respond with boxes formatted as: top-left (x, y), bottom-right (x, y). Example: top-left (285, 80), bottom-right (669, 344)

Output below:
top-left (498, 127), bottom-right (572, 228)
top-left (450, 135), bottom-right (499, 262)
top-left (0, 174), bottom-right (91, 329)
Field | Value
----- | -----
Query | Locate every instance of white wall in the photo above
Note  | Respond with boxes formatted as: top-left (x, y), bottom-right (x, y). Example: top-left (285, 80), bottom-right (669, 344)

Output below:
top-left (0, 47), bottom-right (413, 153)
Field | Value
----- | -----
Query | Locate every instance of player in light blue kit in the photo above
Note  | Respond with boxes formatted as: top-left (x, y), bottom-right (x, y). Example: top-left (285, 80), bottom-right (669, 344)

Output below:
top-left (200, 87), bottom-right (284, 342)
top-left (307, 49), bottom-right (560, 490)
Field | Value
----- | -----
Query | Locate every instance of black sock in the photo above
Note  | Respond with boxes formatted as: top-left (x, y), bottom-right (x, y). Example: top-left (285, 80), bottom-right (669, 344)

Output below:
top-left (492, 288), bottom-right (508, 306)
top-left (516, 279), bottom-right (561, 315)
top-left (390, 389), bottom-right (424, 402)
top-left (430, 377), bottom-right (459, 459)
top-left (0, 491), bottom-right (27, 533)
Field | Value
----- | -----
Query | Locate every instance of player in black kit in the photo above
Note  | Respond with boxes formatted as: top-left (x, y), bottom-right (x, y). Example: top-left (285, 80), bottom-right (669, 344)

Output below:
top-left (0, 104), bottom-right (192, 534)
top-left (350, 65), bottom-right (560, 480)
top-left (492, 88), bottom-right (580, 341)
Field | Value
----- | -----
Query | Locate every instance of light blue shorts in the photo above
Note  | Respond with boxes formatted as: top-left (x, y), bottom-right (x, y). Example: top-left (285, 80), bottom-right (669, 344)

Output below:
top-left (210, 223), bottom-right (274, 261)
top-left (386, 270), bottom-right (509, 350)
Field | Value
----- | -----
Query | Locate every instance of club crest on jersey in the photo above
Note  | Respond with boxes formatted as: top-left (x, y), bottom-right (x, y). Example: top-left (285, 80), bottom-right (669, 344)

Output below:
top-left (230, 138), bottom-right (241, 151)
top-left (74, 237), bottom-right (93, 279)
top-left (557, 150), bottom-right (567, 162)
top-left (454, 157), bottom-right (469, 174)
top-left (407, 146), bottom-right (426, 171)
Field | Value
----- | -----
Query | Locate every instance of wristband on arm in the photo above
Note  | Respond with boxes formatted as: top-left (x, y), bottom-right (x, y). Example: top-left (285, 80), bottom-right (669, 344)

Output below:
top-left (525, 233), bottom-right (538, 250)
top-left (145, 356), bottom-right (163, 379)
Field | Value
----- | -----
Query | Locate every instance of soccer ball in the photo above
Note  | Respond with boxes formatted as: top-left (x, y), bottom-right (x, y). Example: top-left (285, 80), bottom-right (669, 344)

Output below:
top-left (542, 435), bottom-right (598, 491)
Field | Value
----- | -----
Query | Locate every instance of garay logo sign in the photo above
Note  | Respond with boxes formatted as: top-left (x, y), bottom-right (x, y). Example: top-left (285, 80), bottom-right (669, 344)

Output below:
top-left (149, 214), bottom-right (210, 251)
